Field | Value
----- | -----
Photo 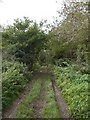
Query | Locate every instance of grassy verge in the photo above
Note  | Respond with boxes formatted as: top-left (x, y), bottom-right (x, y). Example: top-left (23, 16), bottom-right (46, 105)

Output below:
top-left (53, 64), bottom-right (88, 118)
top-left (41, 78), bottom-right (60, 118)
top-left (16, 79), bottom-right (41, 118)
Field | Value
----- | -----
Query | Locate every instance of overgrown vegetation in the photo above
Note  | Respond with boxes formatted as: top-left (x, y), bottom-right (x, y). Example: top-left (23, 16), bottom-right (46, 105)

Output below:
top-left (47, 1), bottom-right (89, 73)
top-left (2, 18), bottom-right (47, 111)
top-left (1, 0), bottom-right (89, 119)
top-left (46, 2), bottom-right (89, 118)
top-left (53, 64), bottom-right (88, 118)
top-left (2, 60), bottom-right (32, 110)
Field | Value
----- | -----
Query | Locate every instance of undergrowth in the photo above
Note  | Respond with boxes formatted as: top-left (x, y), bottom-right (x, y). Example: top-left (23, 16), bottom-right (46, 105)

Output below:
top-left (2, 60), bottom-right (32, 110)
top-left (53, 64), bottom-right (88, 118)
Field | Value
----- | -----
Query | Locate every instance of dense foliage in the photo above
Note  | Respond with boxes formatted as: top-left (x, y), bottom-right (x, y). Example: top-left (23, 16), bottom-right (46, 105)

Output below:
top-left (47, 1), bottom-right (89, 118)
top-left (2, 17), bottom-right (47, 70)
top-left (2, 18), bottom-right (47, 111)
top-left (53, 64), bottom-right (88, 118)
top-left (2, 60), bottom-right (32, 110)
top-left (1, 0), bottom-right (89, 118)
top-left (47, 1), bottom-right (89, 73)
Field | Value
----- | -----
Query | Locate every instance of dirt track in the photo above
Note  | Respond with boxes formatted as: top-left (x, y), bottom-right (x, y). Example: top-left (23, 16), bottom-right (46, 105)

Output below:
top-left (2, 68), bottom-right (71, 119)
top-left (51, 77), bottom-right (70, 118)
top-left (33, 76), bottom-right (46, 118)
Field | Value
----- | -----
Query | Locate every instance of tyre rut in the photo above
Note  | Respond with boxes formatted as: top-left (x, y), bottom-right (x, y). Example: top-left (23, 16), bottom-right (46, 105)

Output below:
top-left (51, 75), bottom-right (73, 119)
top-left (32, 77), bottom-right (46, 118)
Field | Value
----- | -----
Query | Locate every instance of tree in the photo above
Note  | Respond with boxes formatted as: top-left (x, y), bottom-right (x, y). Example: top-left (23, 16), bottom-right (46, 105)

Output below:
top-left (47, 0), bottom-right (89, 70)
top-left (2, 17), bottom-right (47, 70)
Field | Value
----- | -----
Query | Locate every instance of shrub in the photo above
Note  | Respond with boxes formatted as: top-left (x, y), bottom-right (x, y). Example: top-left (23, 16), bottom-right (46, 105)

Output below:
top-left (2, 60), bottom-right (32, 110)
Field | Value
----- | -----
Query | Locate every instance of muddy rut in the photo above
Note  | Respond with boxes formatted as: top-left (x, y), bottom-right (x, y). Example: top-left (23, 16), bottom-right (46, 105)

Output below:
top-left (33, 76), bottom-right (46, 118)
top-left (51, 75), bottom-right (73, 119)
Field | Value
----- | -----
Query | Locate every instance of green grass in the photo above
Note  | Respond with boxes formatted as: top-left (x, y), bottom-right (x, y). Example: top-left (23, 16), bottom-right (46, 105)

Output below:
top-left (41, 79), bottom-right (60, 118)
top-left (16, 79), bottom-right (41, 118)
top-left (16, 75), bottom-right (61, 118)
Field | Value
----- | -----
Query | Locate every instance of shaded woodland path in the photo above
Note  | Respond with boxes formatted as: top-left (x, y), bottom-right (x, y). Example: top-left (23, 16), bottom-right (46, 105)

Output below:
top-left (2, 67), bottom-right (71, 119)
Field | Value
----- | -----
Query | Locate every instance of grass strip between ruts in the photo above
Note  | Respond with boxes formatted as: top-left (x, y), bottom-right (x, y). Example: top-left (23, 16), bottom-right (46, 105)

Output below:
top-left (16, 79), bottom-right (41, 118)
top-left (41, 78), bottom-right (60, 118)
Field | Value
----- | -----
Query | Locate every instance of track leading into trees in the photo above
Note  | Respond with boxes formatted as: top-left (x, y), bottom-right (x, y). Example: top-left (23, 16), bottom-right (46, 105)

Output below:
top-left (2, 67), bottom-right (71, 119)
